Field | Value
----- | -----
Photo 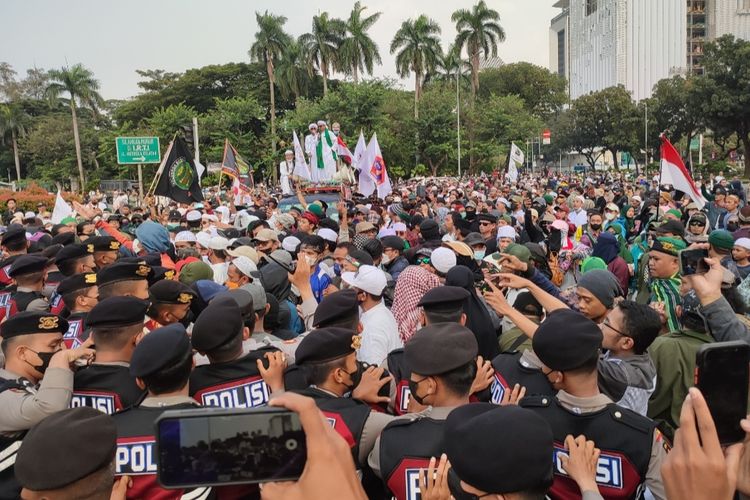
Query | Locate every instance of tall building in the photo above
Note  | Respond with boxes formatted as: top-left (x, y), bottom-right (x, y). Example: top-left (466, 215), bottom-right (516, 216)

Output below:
top-left (549, 1), bottom-right (570, 82)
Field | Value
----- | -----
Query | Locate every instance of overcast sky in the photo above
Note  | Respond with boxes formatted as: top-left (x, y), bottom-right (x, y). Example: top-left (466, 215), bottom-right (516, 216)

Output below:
top-left (1, 0), bottom-right (557, 100)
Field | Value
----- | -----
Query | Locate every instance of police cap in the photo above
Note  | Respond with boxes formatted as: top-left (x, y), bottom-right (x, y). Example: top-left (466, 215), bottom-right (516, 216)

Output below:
top-left (149, 279), bottom-right (196, 305)
top-left (1, 312), bottom-right (68, 339)
top-left (55, 243), bottom-right (93, 266)
top-left (405, 322), bottom-right (477, 376)
top-left (445, 403), bottom-right (553, 494)
top-left (8, 255), bottom-right (50, 278)
top-left (532, 309), bottom-right (602, 372)
top-left (130, 323), bottom-right (191, 378)
top-left (213, 289), bottom-right (254, 318)
top-left (50, 232), bottom-right (75, 247)
top-left (86, 297), bottom-right (149, 329)
top-left (56, 272), bottom-right (97, 296)
top-left (313, 289), bottom-right (358, 327)
top-left (15, 407), bottom-right (116, 491)
top-left (97, 261), bottom-right (151, 286)
top-left (417, 286), bottom-right (469, 314)
top-left (88, 235), bottom-right (121, 252)
top-left (1, 226), bottom-right (26, 247)
top-left (295, 327), bottom-right (362, 365)
top-left (192, 296), bottom-right (243, 352)
top-left (148, 266), bottom-right (176, 286)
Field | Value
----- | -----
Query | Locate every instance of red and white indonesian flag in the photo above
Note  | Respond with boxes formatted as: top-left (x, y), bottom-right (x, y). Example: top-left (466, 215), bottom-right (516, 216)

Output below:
top-left (335, 135), bottom-right (353, 165)
top-left (358, 133), bottom-right (392, 199)
top-left (660, 134), bottom-right (706, 209)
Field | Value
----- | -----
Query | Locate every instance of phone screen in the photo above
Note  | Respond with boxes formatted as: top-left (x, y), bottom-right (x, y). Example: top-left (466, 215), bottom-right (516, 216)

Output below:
top-left (680, 249), bottom-right (709, 276)
top-left (696, 342), bottom-right (750, 444)
top-left (156, 409), bottom-right (306, 488)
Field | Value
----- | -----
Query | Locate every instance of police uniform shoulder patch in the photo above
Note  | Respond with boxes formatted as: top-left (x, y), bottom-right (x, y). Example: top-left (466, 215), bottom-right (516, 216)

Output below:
top-left (518, 394), bottom-right (551, 408)
top-left (38, 316), bottom-right (59, 330)
top-left (607, 404), bottom-right (653, 434)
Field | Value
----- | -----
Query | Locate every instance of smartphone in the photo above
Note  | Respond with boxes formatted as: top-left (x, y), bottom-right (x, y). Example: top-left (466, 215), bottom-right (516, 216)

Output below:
top-left (155, 407), bottom-right (306, 488)
top-left (695, 341), bottom-right (750, 444)
top-left (679, 249), bottom-right (709, 276)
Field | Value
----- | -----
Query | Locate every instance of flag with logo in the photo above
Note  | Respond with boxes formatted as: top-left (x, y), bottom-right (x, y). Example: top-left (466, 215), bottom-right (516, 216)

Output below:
top-left (508, 142), bottom-right (524, 183)
top-left (358, 133), bottom-right (391, 199)
top-left (292, 131), bottom-right (311, 181)
top-left (659, 134), bottom-right (706, 209)
top-left (222, 140), bottom-right (254, 192)
top-left (153, 137), bottom-right (204, 203)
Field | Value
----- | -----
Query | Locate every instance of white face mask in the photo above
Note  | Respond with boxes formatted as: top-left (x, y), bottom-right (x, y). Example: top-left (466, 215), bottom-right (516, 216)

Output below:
top-left (306, 256), bottom-right (317, 267)
top-left (381, 253), bottom-right (393, 265)
top-left (605, 212), bottom-right (616, 221)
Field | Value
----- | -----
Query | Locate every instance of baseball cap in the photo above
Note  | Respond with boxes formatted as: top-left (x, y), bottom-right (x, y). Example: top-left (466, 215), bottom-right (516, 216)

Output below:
top-left (254, 228), bottom-right (279, 243)
top-left (226, 245), bottom-right (260, 264)
top-left (341, 265), bottom-right (387, 295)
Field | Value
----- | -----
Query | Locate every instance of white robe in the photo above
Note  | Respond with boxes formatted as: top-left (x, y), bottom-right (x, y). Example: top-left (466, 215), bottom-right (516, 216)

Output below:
top-left (318, 129), bottom-right (338, 181)
top-left (279, 160), bottom-right (293, 195)
top-left (305, 133), bottom-right (321, 183)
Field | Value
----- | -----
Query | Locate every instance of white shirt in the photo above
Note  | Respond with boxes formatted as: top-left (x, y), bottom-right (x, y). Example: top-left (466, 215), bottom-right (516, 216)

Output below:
top-left (358, 301), bottom-right (402, 366)
top-left (568, 208), bottom-right (588, 228)
top-left (210, 261), bottom-right (229, 285)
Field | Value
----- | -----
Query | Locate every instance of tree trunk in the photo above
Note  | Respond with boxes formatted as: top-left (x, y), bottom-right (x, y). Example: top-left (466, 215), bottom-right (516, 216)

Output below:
top-left (414, 71), bottom-right (420, 120)
top-left (612, 149), bottom-right (619, 169)
top-left (353, 62), bottom-right (359, 84)
top-left (742, 135), bottom-right (750, 179)
top-left (267, 56), bottom-right (277, 184)
top-left (70, 101), bottom-right (85, 192)
top-left (11, 130), bottom-right (20, 181)
top-left (471, 51), bottom-right (480, 100)
top-left (322, 60), bottom-right (329, 96)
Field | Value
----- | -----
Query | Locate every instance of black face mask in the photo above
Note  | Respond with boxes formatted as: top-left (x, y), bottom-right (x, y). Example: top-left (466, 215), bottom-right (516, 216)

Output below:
top-left (408, 377), bottom-right (429, 406)
top-left (590, 223), bottom-right (602, 231)
top-left (728, 222), bottom-right (739, 232)
top-left (342, 361), bottom-right (367, 392)
top-left (28, 349), bottom-right (59, 375)
top-left (447, 468), bottom-right (487, 500)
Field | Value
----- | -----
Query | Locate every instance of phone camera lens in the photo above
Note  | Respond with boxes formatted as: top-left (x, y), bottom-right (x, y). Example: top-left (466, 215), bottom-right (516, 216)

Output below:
top-left (286, 439), bottom-right (298, 451)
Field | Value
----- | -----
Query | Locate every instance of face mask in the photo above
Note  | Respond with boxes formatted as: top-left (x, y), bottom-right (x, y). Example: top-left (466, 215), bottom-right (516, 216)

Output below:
top-left (447, 469), bottom-right (485, 500)
top-left (27, 349), bottom-right (59, 375)
top-left (590, 223), bottom-right (602, 231)
top-left (333, 263), bottom-right (342, 276)
top-left (605, 212), bottom-right (616, 221)
top-left (408, 377), bottom-right (429, 406)
top-left (306, 256), bottom-right (317, 267)
top-left (728, 222), bottom-right (739, 232)
top-left (381, 253), bottom-right (393, 265)
top-left (225, 280), bottom-right (240, 289)
top-left (474, 250), bottom-right (486, 261)
top-left (342, 362), bottom-right (366, 392)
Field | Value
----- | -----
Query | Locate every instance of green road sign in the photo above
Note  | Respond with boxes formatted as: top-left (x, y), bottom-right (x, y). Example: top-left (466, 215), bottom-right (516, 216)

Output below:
top-left (116, 137), bottom-right (161, 164)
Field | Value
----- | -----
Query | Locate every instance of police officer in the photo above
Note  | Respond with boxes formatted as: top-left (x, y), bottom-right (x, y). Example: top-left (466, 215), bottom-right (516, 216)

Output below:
top-left (369, 322), bottom-right (477, 500)
top-left (96, 260), bottom-right (150, 301)
top-left (0, 226), bottom-right (28, 289)
top-left (56, 272), bottom-right (98, 348)
top-left (15, 407), bottom-right (119, 499)
top-left (87, 235), bottom-right (121, 269)
top-left (0, 312), bottom-right (94, 497)
top-left (72, 297), bottom-right (149, 414)
top-left (111, 323), bottom-right (209, 499)
top-left (385, 286), bottom-right (469, 415)
top-left (55, 243), bottom-right (96, 277)
top-left (6, 255), bottom-right (50, 316)
top-left (520, 308), bottom-right (667, 499)
top-left (145, 279), bottom-right (195, 330)
top-left (190, 296), bottom-right (286, 407)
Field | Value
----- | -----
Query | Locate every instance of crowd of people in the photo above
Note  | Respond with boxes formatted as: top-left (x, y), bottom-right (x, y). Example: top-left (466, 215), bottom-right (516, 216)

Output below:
top-left (0, 167), bottom-right (750, 499)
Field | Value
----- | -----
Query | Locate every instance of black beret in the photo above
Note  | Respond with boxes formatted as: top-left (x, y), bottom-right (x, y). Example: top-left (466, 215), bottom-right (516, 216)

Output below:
top-left (1, 226), bottom-right (26, 246)
top-left (532, 309), bottom-right (602, 371)
top-left (213, 289), bottom-right (254, 318)
top-left (405, 322), bottom-right (478, 375)
top-left (50, 232), bottom-right (76, 246)
top-left (56, 272), bottom-right (97, 296)
top-left (192, 296), bottom-right (243, 352)
top-left (445, 404), bottom-right (553, 494)
top-left (349, 249), bottom-right (374, 266)
top-left (1, 312), bottom-right (68, 339)
top-left (380, 236), bottom-right (405, 251)
top-left (417, 286), bottom-right (470, 313)
top-left (149, 279), bottom-right (195, 305)
top-left (42, 243), bottom-right (64, 260)
top-left (87, 297), bottom-right (149, 328)
top-left (87, 235), bottom-right (121, 252)
top-left (420, 219), bottom-right (439, 233)
top-left (295, 327), bottom-right (362, 365)
top-left (15, 407), bottom-right (116, 491)
top-left (97, 261), bottom-right (151, 286)
top-left (55, 243), bottom-right (93, 266)
top-left (313, 289), bottom-right (359, 328)
top-left (8, 255), bottom-right (50, 278)
top-left (130, 323), bottom-right (191, 378)
top-left (148, 266), bottom-right (176, 286)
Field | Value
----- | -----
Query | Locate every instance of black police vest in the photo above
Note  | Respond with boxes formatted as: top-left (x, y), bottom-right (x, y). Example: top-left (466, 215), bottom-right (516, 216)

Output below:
top-left (379, 417), bottom-right (447, 500)
top-left (521, 395), bottom-right (656, 500)
top-left (293, 387), bottom-right (370, 466)
top-left (387, 348), bottom-right (412, 415)
top-left (189, 349), bottom-right (277, 408)
top-left (489, 352), bottom-right (553, 403)
top-left (72, 364), bottom-right (145, 415)
top-left (62, 312), bottom-right (89, 349)
top-left (11, 291), bottom-right (45, 314)
top-left (112, 402), bottom-right (212, 500)
top-left (0, 378), bottom-right (34, 500)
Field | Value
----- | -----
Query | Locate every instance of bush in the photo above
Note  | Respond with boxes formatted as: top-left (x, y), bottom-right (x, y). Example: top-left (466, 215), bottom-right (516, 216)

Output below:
top-left (0, 182), bottom-right (81, 213)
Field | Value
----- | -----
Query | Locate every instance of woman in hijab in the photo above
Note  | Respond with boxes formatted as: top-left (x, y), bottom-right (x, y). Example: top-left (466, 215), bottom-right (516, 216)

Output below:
top-left (445, 265), bottom-right (500, 360)
top-left (391, 266), bottom-right (441, 343)
top-left (618, 205), bottom-right (637, 240)
top-left (605, 222), bottom-right (634, 264)
top-left (592, 232), bottom-right (629, 294)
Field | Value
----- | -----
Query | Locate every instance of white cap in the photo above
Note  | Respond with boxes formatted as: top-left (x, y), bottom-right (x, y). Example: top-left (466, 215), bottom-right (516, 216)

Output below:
top-left (317, 120), bottom-right (326, 126)
top-left (186, 210), bottom-right (201, 222)
top-left (341, 265), bottom-right (387, 295)
top-left (282, 236), bottom-right (301, 253)
top-left (317, 228), bottom-right (338, 243)
top-left (497, 226), bottom-right (516, 240)
top-left (284, 150), bottom-right (293, 155)
top-left (392, 222), bottom-right (407, 232)
top-left (24, 211), bottom-right (35, 219)
top-left (226, 245), bottom-right (260, 264)
top-left (605, 203), bottom-right (620, 212)
top-left (207, 236), bottom-right (229, 251)
top-left (632, 195), bottom-right (642, 203)
top-left (175, 231), bottom-right (197, 243)
top-left (735, 238), bottom-right (750, 250)
top-left (430, 247), bottom-right (456, 274)
top-left (195, 232), bottom-right (211, 249)
top-left (496, 197), bottom-right (510, 207)
top-left (231, 255), bottom-right (258, 278)
top-left (308, 123), bottom-right (317, 130)
top-left (215, 205), bottom-right (230, 223)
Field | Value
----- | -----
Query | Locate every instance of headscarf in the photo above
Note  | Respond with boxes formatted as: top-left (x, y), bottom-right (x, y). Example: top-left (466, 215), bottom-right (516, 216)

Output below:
top-left (592, 232), bottom-right (620, 264)
top-left (135, 220), bottom-right (171, 254)
top-left (391, 266), bottom-right (441, 343)
top-left (445, 265), bottom-right (500, 359)
top-left (620, 205), bottom-right (635, 234)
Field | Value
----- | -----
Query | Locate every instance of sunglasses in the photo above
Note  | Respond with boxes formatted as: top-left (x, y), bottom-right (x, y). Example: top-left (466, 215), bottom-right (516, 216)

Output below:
top-left (417, 257), bottom-right (431, 265)
top-left (689, 220), bottom-right (706, 226)
top-left (479, 221), bottom-right (493, 226)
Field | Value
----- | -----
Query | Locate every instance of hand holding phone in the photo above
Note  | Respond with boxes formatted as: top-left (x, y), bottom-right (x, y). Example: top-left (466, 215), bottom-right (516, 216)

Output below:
top-left (679, 249), bottom-right (709, 276)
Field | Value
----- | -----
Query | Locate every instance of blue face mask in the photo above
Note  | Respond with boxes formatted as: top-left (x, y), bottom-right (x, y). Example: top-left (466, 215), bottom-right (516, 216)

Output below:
top-left (474, 250), bottom-right (486, 261)
top-left (333, 263), bottom-right (342, 276)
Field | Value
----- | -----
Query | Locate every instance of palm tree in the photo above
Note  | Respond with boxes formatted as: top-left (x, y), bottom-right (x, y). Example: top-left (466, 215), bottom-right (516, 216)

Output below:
top-left (45, 64), bottom-right (104, 191)
top-left (276, 38), bottom-right (313, 105)
top-left (452, 0), bottom-right (505, 99)
top-left (0, 103), bottom-right (28, 181)
top-left (429, 44), bottom-right (471, 87)
top-left (250, 11), bottom-right (291, 183)
top-left (300, 12), bottom-right (346, 96)
top-left (340, 2), bottom-right (382, 84)
top-left (390, 15), bottom-right (442, 119)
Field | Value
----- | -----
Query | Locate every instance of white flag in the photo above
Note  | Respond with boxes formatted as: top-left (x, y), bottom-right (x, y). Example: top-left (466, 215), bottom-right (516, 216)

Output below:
top-left (353, 131), bottom-right (367, 171)
top-left (358, 133), bottom-right (391, 199)
top-left (510, 142), bottom-right (524, 165)
top-left (292, 131), bottom-right (311, 181)
top-left (52, 191), bottom-right (73, 224)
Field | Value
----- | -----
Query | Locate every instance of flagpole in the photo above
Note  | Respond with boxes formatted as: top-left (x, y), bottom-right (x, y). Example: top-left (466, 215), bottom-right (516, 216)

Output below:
top-left (218, 139), bottom-right (227, 193)
top-left (655, 132), bottom-right (665, 222)
top-left (146, 133), bottom-right (176, 198)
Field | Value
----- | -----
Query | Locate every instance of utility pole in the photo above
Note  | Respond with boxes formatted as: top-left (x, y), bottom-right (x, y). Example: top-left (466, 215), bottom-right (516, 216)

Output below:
top-left (644, 102), bottom-right (649, 176)
top-left (456, 72), bottom-right (461, 178)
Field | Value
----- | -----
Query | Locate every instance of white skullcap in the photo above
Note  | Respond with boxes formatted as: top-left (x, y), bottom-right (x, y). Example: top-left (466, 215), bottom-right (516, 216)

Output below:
top-left (392, 222), bottom-right (407, 232)
top-left (175, 231), bottom-right (197, 243)
top-left (207, 236), bottom-right (229, 251)
top-left (497, 226), bottom-right (517, 240)
top-left (282, 236), bottom-right (301, 253)
top-left (186, 210), bottom-right (201, 222)
top-left (317, 228), bottom-right (338, 243)
top-left (195, 232), bottom-right (211, 249)
top-left (430, 247), bottom-right (457, 274)
top-left (231, 255), bottom-right (257, 278)
top-left (309, 123), bottom-right (317, 129)
top-left (317, 120), bottom-right (326, 126)
top-left (735, 238), bottom-right (750, 250)
top-left (284, 150), bottom-right (293, 155)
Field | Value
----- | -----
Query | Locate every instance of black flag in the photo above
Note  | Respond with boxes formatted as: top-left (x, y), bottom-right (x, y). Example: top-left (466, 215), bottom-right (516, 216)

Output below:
top-left (153, 137), bottom-right (203, 204)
